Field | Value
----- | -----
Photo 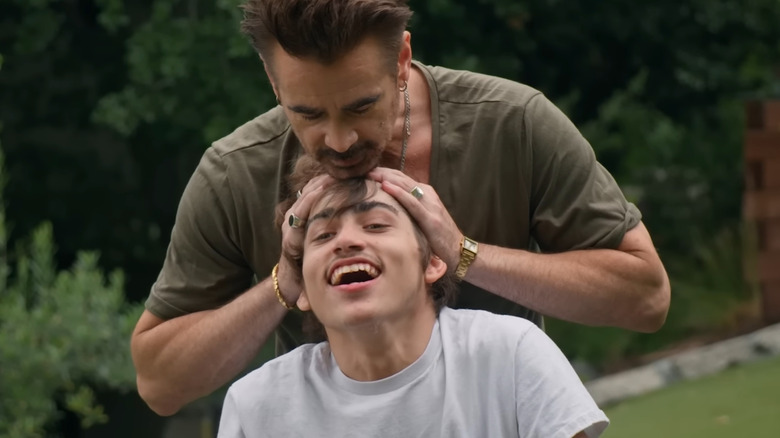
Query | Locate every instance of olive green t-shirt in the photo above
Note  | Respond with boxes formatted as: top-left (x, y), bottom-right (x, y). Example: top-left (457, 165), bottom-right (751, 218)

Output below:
top-left (146, 62), bottom-right (641, 338)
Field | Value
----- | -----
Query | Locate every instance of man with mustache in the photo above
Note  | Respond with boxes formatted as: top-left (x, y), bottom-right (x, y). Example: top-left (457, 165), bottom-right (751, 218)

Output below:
top-left (217, 173), bottom-right (609, 438)
top-left (131, 0), bottom-right (670, 416)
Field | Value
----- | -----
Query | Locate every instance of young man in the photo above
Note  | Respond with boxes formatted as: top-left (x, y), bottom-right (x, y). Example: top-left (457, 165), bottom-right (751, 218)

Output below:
top-left (217, 176), bottom-right (609, 438)
top-left (131, 0), bottom-right (670, 416)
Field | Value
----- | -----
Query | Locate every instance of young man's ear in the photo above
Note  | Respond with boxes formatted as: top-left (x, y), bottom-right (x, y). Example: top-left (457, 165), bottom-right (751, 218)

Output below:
top-left (423, 255), bottom-right (447, 285)
top-left (297, 289), bottom-right (311, 312)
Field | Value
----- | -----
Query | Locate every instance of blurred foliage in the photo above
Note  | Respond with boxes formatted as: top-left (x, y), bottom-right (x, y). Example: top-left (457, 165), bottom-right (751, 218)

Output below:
top-left (0, 145), bottom-right (144, 437)
top-left (548, 222), bottom-right (763, 369)
top-left (1, 0), bottom-right (780, 375)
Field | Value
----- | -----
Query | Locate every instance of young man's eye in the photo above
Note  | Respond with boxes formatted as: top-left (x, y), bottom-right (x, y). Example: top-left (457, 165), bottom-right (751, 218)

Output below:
top-left (365, 223), bottom-right (388, 231)
top-left (312, 232), bottom-right (334, 241)
top-left (301, 113), bottom-right (321, 121)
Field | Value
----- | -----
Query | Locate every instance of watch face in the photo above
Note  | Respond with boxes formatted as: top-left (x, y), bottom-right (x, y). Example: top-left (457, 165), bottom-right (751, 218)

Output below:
top-left (464, 239), bottom-right (478, 253)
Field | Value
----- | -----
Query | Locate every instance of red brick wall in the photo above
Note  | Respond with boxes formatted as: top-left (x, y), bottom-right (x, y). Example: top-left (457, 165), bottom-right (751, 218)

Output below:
top-left (744, 100), bottom-right (780, 323)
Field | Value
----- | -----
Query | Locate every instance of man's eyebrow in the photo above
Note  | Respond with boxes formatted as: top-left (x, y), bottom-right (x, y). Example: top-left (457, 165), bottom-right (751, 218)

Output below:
top-left (287, 93), bottom-right (382, 115)
top-left (306, 200), bottom-right (399, 230)
top-left (342, 94), bottom-right (382, 111)
top-left (288, 104), bottom-right (320, 115)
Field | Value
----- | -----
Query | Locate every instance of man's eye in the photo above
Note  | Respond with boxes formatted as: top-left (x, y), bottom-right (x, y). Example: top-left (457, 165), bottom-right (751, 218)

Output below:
top-left (352, 105), bottom-right (371, 115)
top-left (365, 223), bottom-right (388, 231)
top-left (301, 113), bottom-right (321, 121)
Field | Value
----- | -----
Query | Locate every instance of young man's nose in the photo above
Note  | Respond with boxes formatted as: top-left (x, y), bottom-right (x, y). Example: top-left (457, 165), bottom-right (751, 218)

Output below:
top-left (324, 123), bottom-right (358, 153)
top-left (332, 225), bottom-right (366, 253)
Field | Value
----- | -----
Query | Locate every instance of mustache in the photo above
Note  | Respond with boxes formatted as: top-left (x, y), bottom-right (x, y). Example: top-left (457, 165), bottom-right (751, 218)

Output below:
top-left (316, 141), bottom-right (377, 162)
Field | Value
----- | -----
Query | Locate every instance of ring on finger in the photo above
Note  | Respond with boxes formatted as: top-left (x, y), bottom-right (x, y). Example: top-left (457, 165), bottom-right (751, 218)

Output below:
top-left (288, 214), bottom-right (305, 229)
top-left (410, 186), bottom-right (424, 200)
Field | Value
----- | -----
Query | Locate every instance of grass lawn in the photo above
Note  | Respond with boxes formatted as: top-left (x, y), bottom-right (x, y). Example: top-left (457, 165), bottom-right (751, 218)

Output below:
top-left (602, 355), bottom-right (780, 438)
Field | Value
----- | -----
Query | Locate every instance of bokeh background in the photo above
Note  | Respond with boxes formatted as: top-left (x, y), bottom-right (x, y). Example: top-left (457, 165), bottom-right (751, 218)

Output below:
top-left (2, 0), bottom-right (780, 436)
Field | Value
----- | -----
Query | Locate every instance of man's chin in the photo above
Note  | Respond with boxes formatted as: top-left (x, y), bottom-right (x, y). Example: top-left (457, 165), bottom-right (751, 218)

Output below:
top-left (325, 161), bottom-right (378, 179)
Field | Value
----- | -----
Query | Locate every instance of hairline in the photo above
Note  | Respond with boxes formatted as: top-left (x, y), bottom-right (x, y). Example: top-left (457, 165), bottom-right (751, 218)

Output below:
top-left (305, 200), bottom-right (402, 235)
top-left (263, 37), bottom-right (401, 85)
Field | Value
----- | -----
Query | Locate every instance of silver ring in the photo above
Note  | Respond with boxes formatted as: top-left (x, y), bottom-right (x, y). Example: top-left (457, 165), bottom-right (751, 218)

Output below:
top-left (296, 190), bottom-right (302, 199)
top-left (288, 214), bottom-right (304, 229)
top-left (410, 186), bottom-right (424, 200)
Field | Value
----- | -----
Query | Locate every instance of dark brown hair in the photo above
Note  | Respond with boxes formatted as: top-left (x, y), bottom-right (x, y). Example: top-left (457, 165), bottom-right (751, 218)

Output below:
top-left (240, 0), bottom-right (413, 73)
top-left (277, 156), bottom-right (457, 341)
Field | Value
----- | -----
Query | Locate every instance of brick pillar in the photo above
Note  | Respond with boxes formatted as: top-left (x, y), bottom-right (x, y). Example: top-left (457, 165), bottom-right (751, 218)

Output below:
top-left (744, 100), bottom-right (780, 323)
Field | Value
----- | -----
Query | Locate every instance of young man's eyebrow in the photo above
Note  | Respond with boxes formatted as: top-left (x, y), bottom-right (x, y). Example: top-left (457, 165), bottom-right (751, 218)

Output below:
top-left (307, 207), bottom-right (336, 227)
top-left (353, 201), bottom-right (398, 215)
top-left (306, 201), bottom-right (399, 231)
top-left (287, 93), bottom-right (382, 115)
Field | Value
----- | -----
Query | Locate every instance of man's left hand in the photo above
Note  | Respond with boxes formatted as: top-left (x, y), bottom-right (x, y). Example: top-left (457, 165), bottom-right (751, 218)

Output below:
top-left (368, 167), bottom-right (463, 272)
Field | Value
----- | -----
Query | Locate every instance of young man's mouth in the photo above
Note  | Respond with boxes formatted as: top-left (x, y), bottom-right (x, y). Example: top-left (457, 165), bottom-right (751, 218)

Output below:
top-left (328, 261), bottom-right (381, 287)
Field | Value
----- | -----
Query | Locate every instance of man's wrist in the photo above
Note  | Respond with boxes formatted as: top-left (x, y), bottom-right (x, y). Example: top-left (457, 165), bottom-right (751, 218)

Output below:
top-left (271, 263), bottom-right (295, 310)
top-left (454, 235), bottom-right (478, 281)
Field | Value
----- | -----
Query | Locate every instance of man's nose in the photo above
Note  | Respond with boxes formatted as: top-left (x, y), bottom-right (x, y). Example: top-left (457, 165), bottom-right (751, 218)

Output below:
top-left (324, 122), bottom-right (358, 153)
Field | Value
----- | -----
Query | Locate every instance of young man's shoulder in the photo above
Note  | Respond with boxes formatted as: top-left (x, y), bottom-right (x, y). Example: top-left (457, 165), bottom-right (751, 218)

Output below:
top-left (231, 341), bottom-right (327, 390)
top-left (224, 341), bottom-right (329, 416)
top-left (418, 62), bottom-right (543, 109)
top-left (439, 307), bottom-right (540, 350)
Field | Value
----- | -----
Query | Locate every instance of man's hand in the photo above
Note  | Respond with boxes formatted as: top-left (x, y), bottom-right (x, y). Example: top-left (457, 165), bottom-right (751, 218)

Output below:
top-left (277, 173), bottom-right (336, 303)
top-left (368, 167), bottom-right (670, 332)
top-left (132, 175), bottom-right (340, 416)
top-left (368, 167), bottom-right (463, 271)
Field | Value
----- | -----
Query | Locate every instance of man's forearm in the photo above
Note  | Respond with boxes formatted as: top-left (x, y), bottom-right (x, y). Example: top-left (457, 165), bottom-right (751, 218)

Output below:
top-left (131, 277), bottom-right (288, 416)
top-left (466, 224), bottom-right (670, 332)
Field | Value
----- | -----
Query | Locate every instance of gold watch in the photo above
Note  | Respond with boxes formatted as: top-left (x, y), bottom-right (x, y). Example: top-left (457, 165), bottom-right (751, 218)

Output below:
top-left (455, 236), bottom-right (478, 281)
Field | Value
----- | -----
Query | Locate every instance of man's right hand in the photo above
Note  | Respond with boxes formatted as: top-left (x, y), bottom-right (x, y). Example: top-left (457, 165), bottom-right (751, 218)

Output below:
top-left (131, 174), bottom-right (336, 416)
top-left (277, 173), bottom-right (335, 303)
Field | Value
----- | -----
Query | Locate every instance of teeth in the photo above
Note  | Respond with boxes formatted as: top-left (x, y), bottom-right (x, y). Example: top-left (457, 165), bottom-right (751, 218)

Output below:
top-left (330, 263), bottom-right (379, 285)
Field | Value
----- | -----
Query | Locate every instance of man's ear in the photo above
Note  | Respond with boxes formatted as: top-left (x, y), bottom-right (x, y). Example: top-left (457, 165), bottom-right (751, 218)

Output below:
top-left (296, 288), bottom-right (311, 312)
top-left (423, 254), bottom-right (447, 285)
top-left (396, 31), bottom-right (412, 86)
top-left (263, 62), bottom-right (281, 102)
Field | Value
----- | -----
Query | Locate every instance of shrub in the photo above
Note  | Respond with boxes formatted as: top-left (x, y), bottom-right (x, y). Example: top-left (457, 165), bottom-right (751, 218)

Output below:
top-left (0, 147), bottom-right (143, 437)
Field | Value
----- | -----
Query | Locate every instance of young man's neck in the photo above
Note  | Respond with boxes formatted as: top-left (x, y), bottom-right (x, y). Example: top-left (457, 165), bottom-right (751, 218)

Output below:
top-left (326, 308), bottom-right (437, 381)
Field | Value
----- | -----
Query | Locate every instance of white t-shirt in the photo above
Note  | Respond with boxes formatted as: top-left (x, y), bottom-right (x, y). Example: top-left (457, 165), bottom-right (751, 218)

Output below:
top-left (218, 308), bottom-right (608, 438)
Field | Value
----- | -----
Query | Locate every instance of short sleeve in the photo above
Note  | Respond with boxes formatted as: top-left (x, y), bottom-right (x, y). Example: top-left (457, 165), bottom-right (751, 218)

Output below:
top-left (525, 94), bottom-right (641, 252)
top-left (217, 389), bottom-right (247, 438)
top-left (515, 326), bottom-right (609, 438)
top-left (145, 147), bottom-right (254, 319)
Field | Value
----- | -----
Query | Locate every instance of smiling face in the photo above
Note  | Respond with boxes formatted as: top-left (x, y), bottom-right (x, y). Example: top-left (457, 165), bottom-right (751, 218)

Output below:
top-left (298, 180), bottom-right (446, 332)
top-left (268, 37), bottom-right (408, 179)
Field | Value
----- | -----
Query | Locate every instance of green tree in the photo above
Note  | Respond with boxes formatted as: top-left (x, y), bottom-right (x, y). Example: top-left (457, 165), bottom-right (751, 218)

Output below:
top-left (0, 142), bottom-right (144, 436)
top-left (2, 0), bottom-right (780, 371)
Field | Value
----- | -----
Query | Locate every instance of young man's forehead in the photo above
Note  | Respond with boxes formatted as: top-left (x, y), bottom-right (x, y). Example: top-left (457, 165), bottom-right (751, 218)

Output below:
top-left (309, 181), bottom-right (404, 222)
top-left (307, 202), bottom-right (394, 233)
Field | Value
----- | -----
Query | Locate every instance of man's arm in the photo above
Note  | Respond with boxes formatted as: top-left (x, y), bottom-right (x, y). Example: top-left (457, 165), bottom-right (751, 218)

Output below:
top-left (133, 149), bottom-right (330, 415)
top-left (369, 168), bottom-right (670, 333)
top-left (131, 274), bottom-right (289, 416)
top-left (467, 221), bottom-right (670, 332)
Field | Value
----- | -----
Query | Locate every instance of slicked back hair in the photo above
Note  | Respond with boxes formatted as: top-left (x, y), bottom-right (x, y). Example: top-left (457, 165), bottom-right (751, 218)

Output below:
top-left (240, 0), bottom-right (413, 75)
